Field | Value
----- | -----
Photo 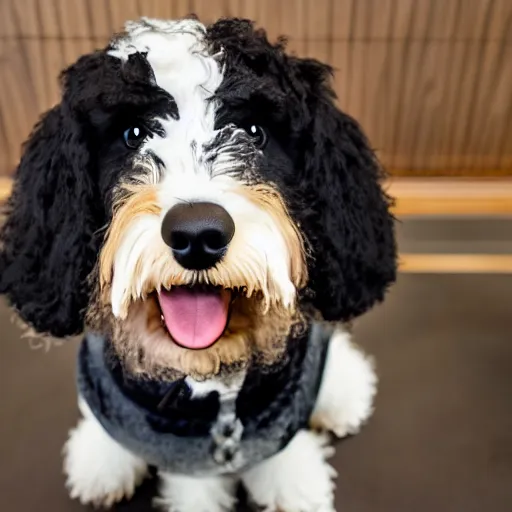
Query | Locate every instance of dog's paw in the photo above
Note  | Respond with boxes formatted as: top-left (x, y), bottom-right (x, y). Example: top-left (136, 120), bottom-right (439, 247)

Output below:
top-left (156, 473), bottom-right (236, 512)
top-left (63, 409), bottom-right (148, 508)
top-left (242, 431), bottom-right (336, 512)
top-left (67, 468), bottom-right (146, 509)
top-left (65, 454), bottom-right (147, 508)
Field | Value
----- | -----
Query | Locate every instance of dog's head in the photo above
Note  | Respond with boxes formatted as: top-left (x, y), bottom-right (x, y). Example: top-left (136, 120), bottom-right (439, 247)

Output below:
top-left (0, 18), bottom-right (396, 379)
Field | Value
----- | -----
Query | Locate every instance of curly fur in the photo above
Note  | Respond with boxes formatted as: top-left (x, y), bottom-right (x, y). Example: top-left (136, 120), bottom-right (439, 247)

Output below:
top-left (0, 104), bottom-right (99, 337)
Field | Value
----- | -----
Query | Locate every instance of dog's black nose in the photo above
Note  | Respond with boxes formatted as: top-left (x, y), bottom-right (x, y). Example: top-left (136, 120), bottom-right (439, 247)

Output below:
top-left (161, 202), bottom-right (235, 270)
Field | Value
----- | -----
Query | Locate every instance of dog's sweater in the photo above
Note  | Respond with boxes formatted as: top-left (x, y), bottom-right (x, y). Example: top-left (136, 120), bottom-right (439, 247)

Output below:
top-left (77, 323), bottom-right (331, 476)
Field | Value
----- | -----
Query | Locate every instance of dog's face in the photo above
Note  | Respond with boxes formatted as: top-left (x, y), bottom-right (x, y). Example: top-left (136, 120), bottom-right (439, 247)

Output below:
top-left (0, 18), bottom-right (396, 379)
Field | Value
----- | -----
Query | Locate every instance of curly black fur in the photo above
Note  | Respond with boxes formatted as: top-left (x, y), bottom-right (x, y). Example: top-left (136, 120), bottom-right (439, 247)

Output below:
top-left (0, 103), bottom-right (100, 337)
top-left (0, 50), bottom-right (176, 336)
top-left (295, 61), bottom-right (397, 320)
top-left (0, 17), bottom-right (396, 337)
top-left (210, 19), bottom-right (397, 321)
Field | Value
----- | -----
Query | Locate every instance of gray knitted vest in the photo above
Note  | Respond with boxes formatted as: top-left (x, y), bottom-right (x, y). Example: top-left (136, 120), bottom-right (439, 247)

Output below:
top-left (77, 323), bottom-right (331, 476)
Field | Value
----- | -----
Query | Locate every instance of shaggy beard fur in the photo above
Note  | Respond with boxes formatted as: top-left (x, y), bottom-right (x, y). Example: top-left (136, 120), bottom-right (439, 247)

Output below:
top-left (86, 290), bottom-right (305, 381)
top-left (85, 176), bottom-right (308, 380)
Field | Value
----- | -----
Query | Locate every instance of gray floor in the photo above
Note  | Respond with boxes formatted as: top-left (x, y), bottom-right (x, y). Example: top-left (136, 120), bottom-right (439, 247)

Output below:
top-left (1, 273), bottom-right (512, 511)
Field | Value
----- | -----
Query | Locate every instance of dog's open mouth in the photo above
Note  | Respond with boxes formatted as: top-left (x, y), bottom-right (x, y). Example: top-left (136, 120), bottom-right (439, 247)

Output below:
top-left (91, 277), bottom-right (299, 378)
top-left (157, 286), bottom-right (232, 350)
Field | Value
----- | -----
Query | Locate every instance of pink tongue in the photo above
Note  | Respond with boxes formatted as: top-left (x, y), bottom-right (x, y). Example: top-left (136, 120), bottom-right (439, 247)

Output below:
top-left (158, 288), bottom-right (230, 350)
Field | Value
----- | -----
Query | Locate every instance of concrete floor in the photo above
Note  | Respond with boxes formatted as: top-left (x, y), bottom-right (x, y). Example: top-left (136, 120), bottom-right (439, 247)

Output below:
top-left (1, 273), bottom-right (511, 511)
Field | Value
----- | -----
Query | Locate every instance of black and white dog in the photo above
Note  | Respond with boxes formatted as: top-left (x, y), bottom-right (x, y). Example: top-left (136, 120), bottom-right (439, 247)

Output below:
top-left (0, 17), bottom-right (396, 512)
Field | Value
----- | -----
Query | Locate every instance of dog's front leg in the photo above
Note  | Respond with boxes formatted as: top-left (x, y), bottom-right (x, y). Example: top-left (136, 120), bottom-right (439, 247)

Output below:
top-left (310, 328), bottom-right (377, 438)
top-left (241, 430), bottom-right (336, 512)
top-left (63, 397), bottom-right (148, 507)
top-left (156, 472), bottom-right (237, 512)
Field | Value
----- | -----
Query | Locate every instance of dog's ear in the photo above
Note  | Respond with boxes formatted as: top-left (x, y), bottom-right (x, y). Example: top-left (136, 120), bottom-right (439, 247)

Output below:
top-left (0, 75), bottom-right (100, 337)
top-left (291, 58), bottom-right (397, 322)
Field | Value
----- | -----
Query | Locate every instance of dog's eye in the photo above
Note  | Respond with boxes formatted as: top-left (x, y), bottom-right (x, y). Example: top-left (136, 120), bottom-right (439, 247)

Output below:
top-left (123, 126), bottom-right (147, 149)
top-left (245, 124), bottom-right (267, 149)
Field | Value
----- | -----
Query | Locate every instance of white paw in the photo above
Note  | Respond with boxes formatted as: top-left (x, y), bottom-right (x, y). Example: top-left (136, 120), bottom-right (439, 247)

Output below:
top-left (311, 329), bottom-right (377, 438)
top-left (242, 430), bottom-right (336, 512)
top-left (63, 400), bottom-right (148, 508)
top-left (156, 473), bottom-right (236, 512)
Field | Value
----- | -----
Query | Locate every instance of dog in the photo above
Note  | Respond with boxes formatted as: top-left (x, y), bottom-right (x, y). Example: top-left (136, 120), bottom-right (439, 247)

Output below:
top-left (0, 16), bottom-right (396, 512)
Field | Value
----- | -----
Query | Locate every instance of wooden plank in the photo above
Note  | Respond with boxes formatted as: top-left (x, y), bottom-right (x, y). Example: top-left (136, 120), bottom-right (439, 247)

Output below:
top-left (446, 0), bottom-right (496, 171)
top-left (36, 0), bottom-right (62, 38)
top-left (0, 1), bottom-right (16, 38)
top-left (304, 0), bottom-right (331, 63)
top-left (354, 1), bottom-right (394, 155)
top-left (388, 178), bottom-right (512, 216)
top-left (55, 0), bottom-right (91, 38)
top-left (12, 0), bottom-right (41, 37)
top-left (192, 0), bottom-right (229, 25)
top-left (387, 0), bottom-right (415, 169)
top-left (59, 36), bottom-right (95, 69)
top-left (368, 0), bottom-right (394, 39)
top-left (281, 0), bottom-right (307, 56)
top-left (107, 0), bottom-right (140, 33)
top-left (427, 0), bottom-right (462, 39)
top-left (19, 41), bottom-right (50, 119)
top-left (340, 0), bottom-right (363, 117)
top-left (0, 38), bottom-right (40, 172)
top-left (447, 40), bottom-right (485, 171)
top-left (489, 0), bottom-right (512, 41)
top-left (170, 0), bottom-right (194, 20)
top-left (0, 38), bottom-right (11, 177)
top-left (393, 0), bottom-right (438, 171)
top-left (10, 1), bottom-right (48, 111)
top-left (87, 0), bottom-right (114, 38)
top-left (226, 0), bottom-right (258, 20)
top-left (394, 195), bottom-right (512, 216)
top-left (39, 39), bottom-right (64, 105)
top-left (392, 0), bottom-right (416, 39)
top-left (412, 0), bottom-right (458, 170)
top-left (360, 42), bottom-right (392, 161)
top-left (143, 0), bottom-right (173, 20)
top-left (332, 0), bottom-right (355, 41)
top-left (496, 55), bottom-right (512, 170)
top-left (399, 254), bottom-right (512, 273)
top-left (252, 0), bottom-right (275, 41)
top-left (331, 41), bottom-right (350, 108)
top-left (468, 41), bottom-right (512, 171)
top-left (456, 0), bottom-right (498, 39)
top-left (409, 41), bottom-right (451, 170)
top-left (379, 38), bottom-right (403, 167)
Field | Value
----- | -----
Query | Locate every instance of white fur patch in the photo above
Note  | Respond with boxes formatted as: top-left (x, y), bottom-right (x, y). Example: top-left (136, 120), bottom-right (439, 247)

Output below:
top-left (111, 18), bottom-right (223, 186)
top-left (185, 371), bottom-right (246, 399)
top-left (311, 328), bottom-right (377, 437)
top-left (63, 398), bottom-right (148, 507)
top-left (156, 472), bottom-right (236, 512)
top-left (242, 430), bottom-right (337, 512)
top-left (108, 17), bottom-right (223, 190)
top-left (106, 18), bottom-right (298, 319)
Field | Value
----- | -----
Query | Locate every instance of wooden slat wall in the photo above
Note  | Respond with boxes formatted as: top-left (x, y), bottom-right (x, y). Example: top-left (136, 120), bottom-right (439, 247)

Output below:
top-left (0, 0), bottom-right (511, 178)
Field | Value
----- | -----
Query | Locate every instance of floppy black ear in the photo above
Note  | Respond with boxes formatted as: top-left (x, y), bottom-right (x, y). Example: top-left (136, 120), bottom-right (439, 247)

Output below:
top-left (0, 97), bottom-right (100, 337)
top-left (293, 58), bottom-right (397, 322)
